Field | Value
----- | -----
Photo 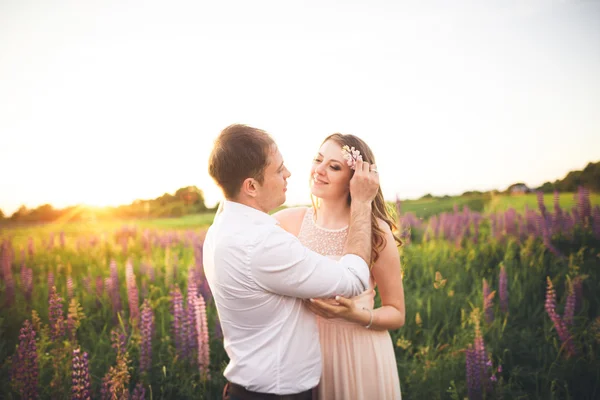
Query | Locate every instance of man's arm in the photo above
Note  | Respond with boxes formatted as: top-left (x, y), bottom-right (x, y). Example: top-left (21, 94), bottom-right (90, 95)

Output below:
top-left (251, 226), bottom-right (370, 299)
top-left (343, 159), bottom-right (379, 264)
top-left (252, 159), bottom-right (380, 299)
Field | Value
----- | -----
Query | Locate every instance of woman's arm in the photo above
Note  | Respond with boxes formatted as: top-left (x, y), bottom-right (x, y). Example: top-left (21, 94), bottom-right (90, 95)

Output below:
top-left (307, 219), bottom-right (405, 330)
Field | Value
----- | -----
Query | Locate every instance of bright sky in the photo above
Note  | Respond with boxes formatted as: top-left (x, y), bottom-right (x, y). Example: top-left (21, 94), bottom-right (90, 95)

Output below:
top-left (1, 0), bottom-right (599, 216)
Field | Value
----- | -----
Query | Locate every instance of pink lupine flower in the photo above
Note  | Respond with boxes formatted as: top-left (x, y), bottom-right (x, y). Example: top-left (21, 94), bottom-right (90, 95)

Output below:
top-left (11, 320), bottom-right (39, 399)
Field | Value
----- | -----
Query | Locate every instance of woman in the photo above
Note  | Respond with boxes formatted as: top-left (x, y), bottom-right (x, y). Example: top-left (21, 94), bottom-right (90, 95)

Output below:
top-left (274, 133), bottom-right (405, 400)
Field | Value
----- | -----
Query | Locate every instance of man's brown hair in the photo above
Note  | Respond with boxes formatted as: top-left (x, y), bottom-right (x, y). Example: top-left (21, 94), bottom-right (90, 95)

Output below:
top-left (208, 124), bottom-right (275, 199)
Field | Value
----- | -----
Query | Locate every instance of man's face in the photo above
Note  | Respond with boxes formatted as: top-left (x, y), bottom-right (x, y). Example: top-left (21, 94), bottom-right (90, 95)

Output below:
top-left (256, 145), bottom-right (291, 213)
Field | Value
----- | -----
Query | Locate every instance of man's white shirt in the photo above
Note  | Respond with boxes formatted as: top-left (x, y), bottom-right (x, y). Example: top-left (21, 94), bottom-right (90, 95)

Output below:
top-left (203, 200), bottom-right (370, 395)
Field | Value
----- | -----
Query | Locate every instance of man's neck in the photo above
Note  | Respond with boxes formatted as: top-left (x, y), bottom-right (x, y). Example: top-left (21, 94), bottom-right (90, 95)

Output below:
top-left (227, 196), bottom-right (268, 214)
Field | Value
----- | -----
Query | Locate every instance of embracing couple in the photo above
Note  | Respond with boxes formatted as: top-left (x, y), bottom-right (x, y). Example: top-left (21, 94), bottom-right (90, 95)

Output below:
top-left (203, 124), bottom-right (405, 400)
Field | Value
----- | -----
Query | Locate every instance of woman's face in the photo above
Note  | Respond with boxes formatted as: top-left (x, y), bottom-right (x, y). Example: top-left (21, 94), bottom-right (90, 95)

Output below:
top-left (310, 140), bottom-right (353, 200)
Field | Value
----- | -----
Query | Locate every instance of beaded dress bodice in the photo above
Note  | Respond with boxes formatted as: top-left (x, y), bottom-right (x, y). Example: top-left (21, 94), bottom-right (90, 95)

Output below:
top-left (297, 208), bottom-right (348, 257)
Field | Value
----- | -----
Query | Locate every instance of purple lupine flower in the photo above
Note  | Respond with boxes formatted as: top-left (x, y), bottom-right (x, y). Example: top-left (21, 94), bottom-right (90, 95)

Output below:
top-left (131, 382), bottom-right (146, 400)
top-left (499, 264), bottom-right (508, 313)
top-left (544, 277), bottom-right (577, 357)
top-left (483, 279), bottom-right (494, 324)
top-left (126, 260), bottom-right (140, 324)
top-left (170, 287), bottom-right (185, 357)
top-left (186, 272), bottom-right (199, 361)
top-left (195, 294), bottom-right (210, 379)
top-left (11, 319), bottom-right (39, 399)
top-left (71, 347), bottom-right (91, 400)
top-left (465, 345), bottom-right (481, 400)
top-left (60, 231), bottom-right (65, 248)
top-left (577, 186), bottom-right (592, 227)
top-left (49, 286), bottom-right (66, 340)
top-left (139, 299), bottom-right (154, 373)
top-left (537, 191), bottom-right (547, 218)
top-left (109, 259), bottom-right (122, 317)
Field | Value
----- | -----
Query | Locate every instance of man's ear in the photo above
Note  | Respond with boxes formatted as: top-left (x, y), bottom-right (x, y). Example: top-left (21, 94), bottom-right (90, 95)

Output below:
top-left (241, 177), bottom-right (258, 198)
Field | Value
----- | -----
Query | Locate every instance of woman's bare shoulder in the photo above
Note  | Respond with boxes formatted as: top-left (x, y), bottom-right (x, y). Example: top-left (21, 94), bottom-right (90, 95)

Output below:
top-left (273, 206), bottom-right (310, 235)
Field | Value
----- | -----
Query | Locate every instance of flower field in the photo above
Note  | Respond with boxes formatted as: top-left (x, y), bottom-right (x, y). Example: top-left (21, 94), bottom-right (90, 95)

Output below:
top-left (1, 189), bottom-right (599, 399)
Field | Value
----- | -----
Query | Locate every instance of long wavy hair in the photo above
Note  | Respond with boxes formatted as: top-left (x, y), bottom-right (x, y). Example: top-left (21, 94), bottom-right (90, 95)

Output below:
top-left (311, 133), bottom-right (402, 266)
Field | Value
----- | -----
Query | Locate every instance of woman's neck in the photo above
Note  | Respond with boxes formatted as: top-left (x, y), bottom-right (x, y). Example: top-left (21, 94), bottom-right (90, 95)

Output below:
top-left (315, 197), bottom-right (351, 229)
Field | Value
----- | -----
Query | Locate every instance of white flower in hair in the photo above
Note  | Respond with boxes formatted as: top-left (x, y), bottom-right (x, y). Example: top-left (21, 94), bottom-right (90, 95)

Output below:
top-left (341, 145), bottom-right (362, 170)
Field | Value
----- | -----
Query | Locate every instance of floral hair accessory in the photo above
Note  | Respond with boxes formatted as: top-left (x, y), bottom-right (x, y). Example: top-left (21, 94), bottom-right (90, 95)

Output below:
top-left (341, 145), bottom-right (362, 170)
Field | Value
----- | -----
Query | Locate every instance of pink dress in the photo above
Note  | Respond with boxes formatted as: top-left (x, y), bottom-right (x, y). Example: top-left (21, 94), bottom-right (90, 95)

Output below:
top-left (297, 208), bottom-right (402, 400)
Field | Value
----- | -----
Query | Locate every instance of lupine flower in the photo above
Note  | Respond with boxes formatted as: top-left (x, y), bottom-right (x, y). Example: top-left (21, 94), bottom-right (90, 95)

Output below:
top-left (126, 260), bottom-right (140, 325)
top-left (67, 298), bottom-right (86, 340)
top-left (139, 299), bottom-right (154, 373)
top-left (49, 286), bottom-right (66, 340)
top-left (170, 287), bottom-right (185, 356)
top-left (131, 382), bottom-right (146, 400)
top-left (195, 294), bottom-right (210, 379)
top-left (60, 231), bottom-right (65, 248)
top-left (101, 329), bottom-right (131, 400)
top-left (11, 319), bottom-right (39, 400)
top-left (109, 259), bottom-right (122, 317)
top-left (544, 277), bottom-right (577, 357)
top-left (186, 272), bottom-right (199, 360)
top-left (71, 347), bottom-right (91, 400)
top-left (465, 344), bottom-right (481, 400)
top-left (499, 264), bottom-right (508, 313)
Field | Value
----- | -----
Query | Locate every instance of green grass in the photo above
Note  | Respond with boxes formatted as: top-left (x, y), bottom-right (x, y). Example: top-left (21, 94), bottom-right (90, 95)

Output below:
top-left (485, 192), bottom-right (600, 214)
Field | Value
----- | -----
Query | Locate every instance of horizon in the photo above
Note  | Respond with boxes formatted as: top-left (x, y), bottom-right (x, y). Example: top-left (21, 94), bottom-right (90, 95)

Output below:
top-left (1, 158), bottom-right (597, 216)
top-left (1, 1), bottom-right (599, 216)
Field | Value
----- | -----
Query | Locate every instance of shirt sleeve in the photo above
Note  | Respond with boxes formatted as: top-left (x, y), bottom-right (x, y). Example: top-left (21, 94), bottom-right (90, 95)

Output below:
top-left (249, 225), bottom-right (370, 299)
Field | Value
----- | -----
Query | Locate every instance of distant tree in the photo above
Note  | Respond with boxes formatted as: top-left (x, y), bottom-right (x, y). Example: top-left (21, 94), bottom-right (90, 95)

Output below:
top-left (420, 193), bottom-right (434, 199)
top-left (175, 186), bottom-right (206, 210)
top-left (462, 190), bottom-right (484, 196)
top-left (0, 208), bottom-right (4, 219)
top-left (10, 205), bottom-right (29, 220)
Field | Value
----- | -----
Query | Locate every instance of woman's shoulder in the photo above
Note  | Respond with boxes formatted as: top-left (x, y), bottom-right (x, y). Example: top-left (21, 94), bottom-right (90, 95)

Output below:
top-left (272, 206), bottom-right (310, 235)
top-left (375, 217), bottom-right (393, 233)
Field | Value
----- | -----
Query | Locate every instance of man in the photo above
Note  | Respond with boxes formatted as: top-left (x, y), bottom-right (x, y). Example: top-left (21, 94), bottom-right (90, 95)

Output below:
top-left (203, 124), bottom-right (380, 400)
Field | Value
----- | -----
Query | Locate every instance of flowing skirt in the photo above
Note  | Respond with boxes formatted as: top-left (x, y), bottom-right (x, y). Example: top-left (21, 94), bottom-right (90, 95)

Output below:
top-left (315, 316), bottom-right (402, 400)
